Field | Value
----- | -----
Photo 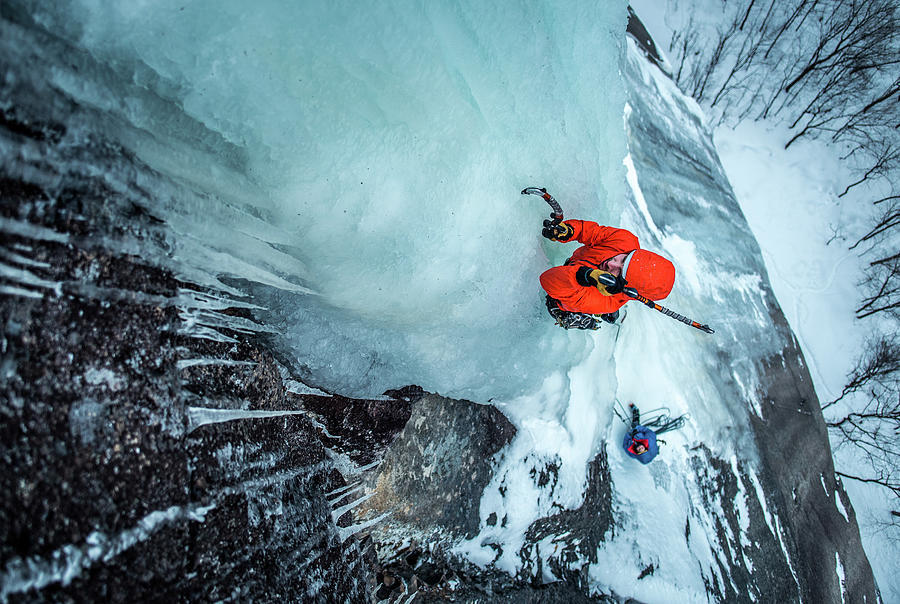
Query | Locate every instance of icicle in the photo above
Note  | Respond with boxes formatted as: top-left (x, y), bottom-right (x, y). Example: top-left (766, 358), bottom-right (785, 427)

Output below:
top-left (337, 510), bottom-right (392, 543)
top-left (341, 459), bottom-right (381, 475)
top-left (0, 261), bottom-right (63, 296)
top-left (177, 289), bottom-right (266, 311)
top-left (0, 247), bottom-right (51, 268)
top-left (328, 484), bottom-right (363, 506)
top-left (284, 379), bottom-right (331, 397)
top-left (186, 406), bottom-right (307, 432)
top-left (176, 358), bottom-right (258, 370)
top-left (325, 482), bottom-right (360, 499)
top-left (308, 416), bottom-right (339, 439)
top-left (331, 492), bottom-right (375, 524)
top-left (0, 217), bottom-right (69, 243)
top-left (177, 324), bottom-right (239, 344)
top-left (0, 284), bottom-right (44, 299)
top-left (178, 308), bottom-right (277, 336)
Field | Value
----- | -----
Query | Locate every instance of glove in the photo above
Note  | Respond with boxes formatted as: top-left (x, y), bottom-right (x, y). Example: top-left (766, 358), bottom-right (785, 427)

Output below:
top-left (585, 269), bottom-right (626, 295)
top-left (542, 220), bottom-right (574, 242)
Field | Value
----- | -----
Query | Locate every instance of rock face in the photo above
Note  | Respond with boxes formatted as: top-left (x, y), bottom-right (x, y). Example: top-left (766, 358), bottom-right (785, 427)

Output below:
top-left (751, 326), bottom-right (876, 603)
top-left (0, 171), bottom-right (378, 601)
top-left (364, 395), bottom-right (516, 539)
top-left (357, 395), bottom-right (620, 603)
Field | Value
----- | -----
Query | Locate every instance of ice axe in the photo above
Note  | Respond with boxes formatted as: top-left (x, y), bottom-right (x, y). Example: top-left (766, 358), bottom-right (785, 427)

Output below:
top-left (595, 273), bottom-right (715, 334)
top-left (521, 187), bottom-right (564, 225)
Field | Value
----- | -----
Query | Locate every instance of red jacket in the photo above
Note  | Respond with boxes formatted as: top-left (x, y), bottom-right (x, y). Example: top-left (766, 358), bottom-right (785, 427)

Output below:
top-left (540, 221), bottom-right (674, 315)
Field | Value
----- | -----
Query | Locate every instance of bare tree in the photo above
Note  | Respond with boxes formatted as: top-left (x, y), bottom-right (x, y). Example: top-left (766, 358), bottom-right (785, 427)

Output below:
top-left (835, 470), bottom-right (900, 498)
top-left (856, 248), bottom-right (900, 320)
top-left (825, 337), bottom-right (900, 505)
top-left (669, 0), bottom-right (900, 171)
top-left (781, 0), bottom-right (898, 96)
top-left (851, 201), bottom-right (900, 250)
top-left (823, 337), bottom-right (900, 409)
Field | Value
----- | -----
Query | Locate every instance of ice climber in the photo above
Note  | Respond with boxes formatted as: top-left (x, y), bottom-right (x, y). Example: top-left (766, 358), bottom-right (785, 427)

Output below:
top-left (540, 220), bottom-right (675, 330)
top-left (623, 403), bottom-right (658, 464)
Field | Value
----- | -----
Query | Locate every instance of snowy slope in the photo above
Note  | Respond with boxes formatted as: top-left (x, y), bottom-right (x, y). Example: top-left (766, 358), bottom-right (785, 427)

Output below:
top-left (631, 1), bottom-right (900, 599)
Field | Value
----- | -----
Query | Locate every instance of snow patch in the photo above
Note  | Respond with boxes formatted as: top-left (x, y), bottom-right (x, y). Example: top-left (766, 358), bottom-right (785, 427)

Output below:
top-left (834, 489), bottom-right (849, 524)
top-left (83, 367), bottom-right (125, 391)
top-left (835, 552), bottom-right (846, 604)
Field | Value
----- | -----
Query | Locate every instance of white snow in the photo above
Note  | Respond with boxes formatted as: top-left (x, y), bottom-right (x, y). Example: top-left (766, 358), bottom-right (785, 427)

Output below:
top-left (711, 60), bottom-right (898, 604)
top-left (713, 120), bottom-right (871, 399)
top-left (746, 468), bottom-right (801, 595)
top-left (730, 456), bottom-right (754, 573)
top-left (623, 152), bottom-right (664, 241)
top-left (836, 552), bottom-right (847, 604)
top-left (83, 367), bottom-right (125, 390)
top-left (835, 489), bottom-right (850, 524)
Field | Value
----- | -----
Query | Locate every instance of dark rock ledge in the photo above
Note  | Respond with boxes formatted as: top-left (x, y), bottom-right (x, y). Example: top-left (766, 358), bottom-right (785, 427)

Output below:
top-left (0, 171), bottom-right (386, 602)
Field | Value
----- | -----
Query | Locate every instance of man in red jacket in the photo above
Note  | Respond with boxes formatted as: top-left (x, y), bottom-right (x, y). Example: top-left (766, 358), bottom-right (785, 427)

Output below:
top-left (540, 220), bottom-right (675, 330)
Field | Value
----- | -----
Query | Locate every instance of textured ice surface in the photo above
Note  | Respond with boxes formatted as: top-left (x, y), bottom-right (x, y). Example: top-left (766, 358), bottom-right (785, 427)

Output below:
top-left (13, 0), bottom-right (630, 401)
